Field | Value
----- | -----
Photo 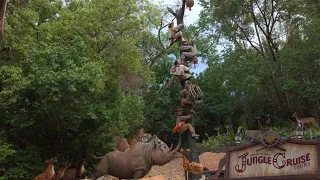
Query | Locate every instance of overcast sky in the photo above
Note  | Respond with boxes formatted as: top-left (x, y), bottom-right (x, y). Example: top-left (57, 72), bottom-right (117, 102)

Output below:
top-left (153, 0), bottom-right (207, 75)
top-left (153, 0), bottom-right (203, 26)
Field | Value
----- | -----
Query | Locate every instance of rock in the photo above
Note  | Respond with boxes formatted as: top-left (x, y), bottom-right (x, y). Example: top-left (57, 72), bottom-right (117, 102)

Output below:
top-left (199, 152), bottom-right (226, 171)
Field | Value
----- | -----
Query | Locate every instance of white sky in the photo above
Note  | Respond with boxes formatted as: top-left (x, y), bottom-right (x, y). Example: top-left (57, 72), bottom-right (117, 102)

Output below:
top-left (152, 0), bottom-right (208, 74)
top-left (153, 0), bottom-right (203, 26)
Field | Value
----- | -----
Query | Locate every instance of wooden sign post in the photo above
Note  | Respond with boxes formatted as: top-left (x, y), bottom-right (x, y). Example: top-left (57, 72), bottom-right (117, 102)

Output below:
top-left (229, 142), bottom-right (318, 178)
top-left (211, 129), bottom-right (320, 179)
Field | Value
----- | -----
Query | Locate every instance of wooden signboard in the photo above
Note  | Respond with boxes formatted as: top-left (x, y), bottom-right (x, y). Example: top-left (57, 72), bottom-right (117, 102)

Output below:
top-left (229, 143), bottom-right (317, 178)
top-left (220, 139), bottom-right (320, 180)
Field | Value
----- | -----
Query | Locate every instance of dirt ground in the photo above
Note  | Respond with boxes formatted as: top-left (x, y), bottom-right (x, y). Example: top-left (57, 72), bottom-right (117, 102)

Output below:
top-left (143, 154), bottom-right (196, 180)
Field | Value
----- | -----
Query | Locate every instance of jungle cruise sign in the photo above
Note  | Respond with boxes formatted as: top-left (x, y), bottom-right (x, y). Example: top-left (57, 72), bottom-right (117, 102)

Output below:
top-left (229, 143), bottom-right (318, 178)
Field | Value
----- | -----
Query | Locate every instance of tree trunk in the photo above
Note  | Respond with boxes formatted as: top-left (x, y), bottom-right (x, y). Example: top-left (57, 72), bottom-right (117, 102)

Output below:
top-left (313, 101), bottom-right (320, 124)
top-left (0, 0), bottom-right (8, 40)
top-left (170, 1), bottom-right (201, 179)
top-left (180, 119), bottom-right (202, 180)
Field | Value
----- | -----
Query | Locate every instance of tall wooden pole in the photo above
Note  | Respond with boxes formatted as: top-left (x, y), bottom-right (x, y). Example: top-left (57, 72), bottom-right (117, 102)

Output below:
top-left (168, 1), bottom-right (201, 179)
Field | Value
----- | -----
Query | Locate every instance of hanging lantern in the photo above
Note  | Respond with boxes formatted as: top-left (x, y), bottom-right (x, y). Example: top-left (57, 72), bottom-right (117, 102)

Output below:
top-left (186, 0), bottom-right (194, 11)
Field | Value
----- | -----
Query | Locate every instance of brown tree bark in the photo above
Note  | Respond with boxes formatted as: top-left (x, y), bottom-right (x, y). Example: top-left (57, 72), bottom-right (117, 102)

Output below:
top-left (0, 0), bottom-right (8, 40)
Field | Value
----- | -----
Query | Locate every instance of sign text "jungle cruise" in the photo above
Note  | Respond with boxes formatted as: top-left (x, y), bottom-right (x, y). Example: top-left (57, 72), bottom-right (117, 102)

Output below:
top-left (235, 152), bottom-right (311, 172)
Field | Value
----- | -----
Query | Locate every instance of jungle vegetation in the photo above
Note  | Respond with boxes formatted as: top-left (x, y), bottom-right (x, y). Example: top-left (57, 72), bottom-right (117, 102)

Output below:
top-left (0, 0), bottom-right (320, 178)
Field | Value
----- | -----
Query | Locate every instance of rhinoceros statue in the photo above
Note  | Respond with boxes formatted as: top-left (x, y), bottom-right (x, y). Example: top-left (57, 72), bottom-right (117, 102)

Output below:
top-left (91, 134), bottom-right (181, 180)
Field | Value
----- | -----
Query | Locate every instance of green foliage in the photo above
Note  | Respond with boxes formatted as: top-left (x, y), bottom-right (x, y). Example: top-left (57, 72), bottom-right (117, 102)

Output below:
top-left (303, 124), bottom-right (320, 140)
top-left (199, 134), bottom-right (236, 152)
top-left (0, 0), bottom-right (167, 178)
top-left (0, 142), bottom-right (15, 162)
top-left (119, 93), bottom-right (145, 136)
top-left (192, 0), bottom-right (320, 140)
top-left (199, 124), bottom-right (320, 152)
top-left (0, 66), bottom-right (29, 109)
top-left (1, 147), bottom-right (42, 180)
top-left (1, 0), bottom-right (320, 178)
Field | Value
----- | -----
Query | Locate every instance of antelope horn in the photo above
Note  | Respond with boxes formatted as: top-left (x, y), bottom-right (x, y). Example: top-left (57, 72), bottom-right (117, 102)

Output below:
top-left (90, 154), bottom-right (103, 160)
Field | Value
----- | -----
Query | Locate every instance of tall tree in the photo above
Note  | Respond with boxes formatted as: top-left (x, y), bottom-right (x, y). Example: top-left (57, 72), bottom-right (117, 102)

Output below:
top-left (167, 0), bottom-right (201, 179)
top-left (194, 0), bottom-right (320, 131)
top-left (0, 0), bottom-right (166, 178)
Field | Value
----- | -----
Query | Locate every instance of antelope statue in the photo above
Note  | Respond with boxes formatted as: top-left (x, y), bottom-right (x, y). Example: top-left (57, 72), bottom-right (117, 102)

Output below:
top-left (225, 124), bottom-right (231, 136)
top-left (266, 114), bottom-right (271, 127)
top-left (214, 127), bottom-right (221, 136)
top-left (62, 159), bottom-right (86, 180)
top-left (292, 112), bottom-right (319, 129)
top-left (52, 161), bottom-right (71, 180)
top-left (255, 116), bottom-right (262, 130)
top-left (33, 156), bottom-right (57, 180)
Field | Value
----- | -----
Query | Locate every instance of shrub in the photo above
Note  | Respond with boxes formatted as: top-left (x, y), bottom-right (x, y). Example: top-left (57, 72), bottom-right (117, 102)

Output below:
top-left (199, 134), bottom-right (236, 152)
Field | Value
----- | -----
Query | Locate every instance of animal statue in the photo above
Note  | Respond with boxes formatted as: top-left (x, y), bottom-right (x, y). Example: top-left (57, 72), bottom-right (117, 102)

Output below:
top-left (135, 128), bottom-right (146, 140)
top-left (33, 156), bottom-right (57, 180)
top-left (129, 138), bottom-right (140, 147)
top-left (113, 128), bottom-right (153, 151)
top-left (0, 0), bottom-right (7, 40)
top-left (255, 116), bottom-right (262, 130)
top-left (52, 162), bottom-right (71, 180)
top-left (132, 128), bottom-right (153, 145)
top-left (62, 159), bottom-right (86, 180)
top-left (292, 112), bottom-right (319, 129)
top-left (113, 136), bottom-right (131, 152)
top-left (211, 156), bottom-right (226, 179)
top-left (186, 0), bottom-right (194, 11)
top-left (214, 127), bottom-right (220, 136)
top-left (180, 149), bottom-right (208, 180)
top-left (225, 124), bottom-right (231, 136)
top-left (143, 135), bottom-right (174, 149)
top-left (140, 132), bottom-right (152, 143)
top-left (91, 135), bottom-right (170, 160)
top-left (90, 134), bottom-right (181, 180)
top-left (266, 114), bottom-right (271, 127)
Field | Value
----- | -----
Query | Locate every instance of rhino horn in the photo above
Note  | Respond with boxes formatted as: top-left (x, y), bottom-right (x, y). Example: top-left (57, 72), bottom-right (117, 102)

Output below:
top-left (170, 133), bottom-right (182, 154)
top-left (169, 143), bottom-right (173, 151)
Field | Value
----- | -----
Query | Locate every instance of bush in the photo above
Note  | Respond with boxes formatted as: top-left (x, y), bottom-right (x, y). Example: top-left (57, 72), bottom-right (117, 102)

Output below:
top-left (198, 124), bottom-right (320, 153)
top-left (303, 123), bottom-right (320, 140)
top-left (199, 134), bottom-right (236, 152)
